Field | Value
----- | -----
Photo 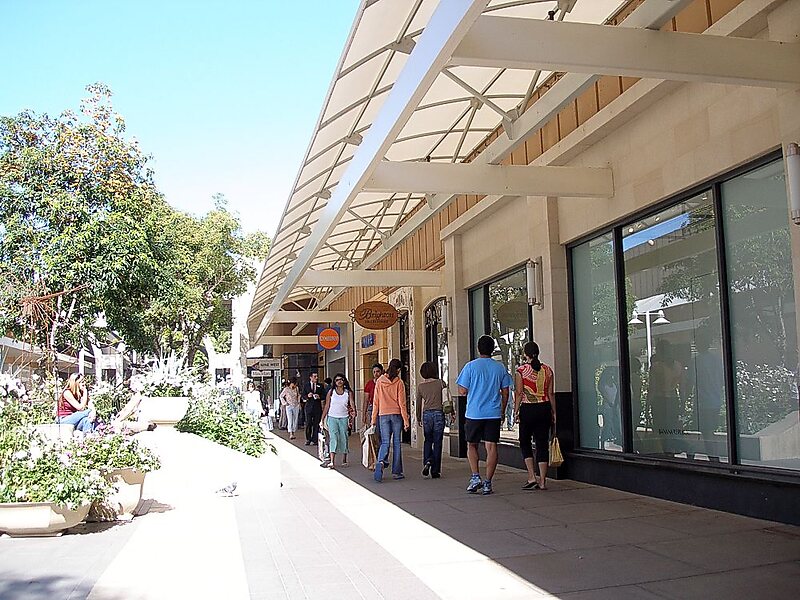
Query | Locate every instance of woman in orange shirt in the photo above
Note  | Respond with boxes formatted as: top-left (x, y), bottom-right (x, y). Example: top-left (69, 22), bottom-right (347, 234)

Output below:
top-left (371, 358), bottom-right (409, 482)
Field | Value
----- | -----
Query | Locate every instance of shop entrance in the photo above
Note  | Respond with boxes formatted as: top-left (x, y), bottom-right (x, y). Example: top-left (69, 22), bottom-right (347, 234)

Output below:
top-left (399, 311), bottom-right (411, 443)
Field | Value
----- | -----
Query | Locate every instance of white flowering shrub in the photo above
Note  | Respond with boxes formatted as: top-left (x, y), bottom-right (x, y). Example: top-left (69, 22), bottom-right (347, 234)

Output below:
top-left (0, 437), bottom-right (110, 509)
top-left (131, 352), bottom-right (201, 398)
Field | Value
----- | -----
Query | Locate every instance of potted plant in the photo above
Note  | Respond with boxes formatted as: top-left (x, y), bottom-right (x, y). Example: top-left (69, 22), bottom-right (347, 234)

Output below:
top-left (134, 353), bottom-right (197, 426)
top-left (0, 435), bottom-right (110, 536)
top-left (77, 432), bottom-right (161, 521)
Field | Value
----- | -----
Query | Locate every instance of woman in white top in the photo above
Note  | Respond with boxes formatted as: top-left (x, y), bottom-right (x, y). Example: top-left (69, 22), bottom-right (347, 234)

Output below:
top-left (280, 377), bottom-right (301, 440)
top-left (321, 373), bottom-right (355, 469)
top-left (244, 381), bottom-right (262, 419)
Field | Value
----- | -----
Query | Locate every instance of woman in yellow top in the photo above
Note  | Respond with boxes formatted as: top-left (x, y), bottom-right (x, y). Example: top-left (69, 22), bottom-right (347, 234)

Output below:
top-left (514, 341), bottom-right (555, 490)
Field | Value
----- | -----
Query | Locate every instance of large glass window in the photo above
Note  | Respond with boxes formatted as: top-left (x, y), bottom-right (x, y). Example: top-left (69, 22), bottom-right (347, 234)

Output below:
top-left (722, 162), bottom-right (799, 469)
top-left (573, 234), bottom-right (623, 451)
top-left (623, 193), bottom-right (727, 462)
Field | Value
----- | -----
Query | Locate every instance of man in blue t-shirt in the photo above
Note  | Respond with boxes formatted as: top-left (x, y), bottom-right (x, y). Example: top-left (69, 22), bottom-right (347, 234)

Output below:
top-left (456, 335), bottom-right (512, 496)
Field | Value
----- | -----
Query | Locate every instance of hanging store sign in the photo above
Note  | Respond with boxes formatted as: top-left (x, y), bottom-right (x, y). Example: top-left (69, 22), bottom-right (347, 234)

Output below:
top-left (317, 326), bottom-right (341, 351)
top-left (353, 301), bottom-right (399, 330)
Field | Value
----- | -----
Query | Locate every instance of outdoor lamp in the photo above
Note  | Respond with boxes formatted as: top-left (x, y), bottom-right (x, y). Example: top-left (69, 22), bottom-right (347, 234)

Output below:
top-left (653, 310), bottom-right (670, 325)
top-left (629, 311), bottom-right (643, 325)
top-left (441, 297), bottom-right (450, 336)
top-left (526, 258), bottom-right (543, 308)
top-left (787, 143), bottom-right (800, 225)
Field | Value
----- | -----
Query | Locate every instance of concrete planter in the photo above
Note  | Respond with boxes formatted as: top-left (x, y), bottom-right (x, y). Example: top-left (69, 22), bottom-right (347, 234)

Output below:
top-left (138, 396), bottom-right (190, 426)
top-left (88, 467), bottom-right (146, 522)
top-left (0, 502), bottom-right (90, 537)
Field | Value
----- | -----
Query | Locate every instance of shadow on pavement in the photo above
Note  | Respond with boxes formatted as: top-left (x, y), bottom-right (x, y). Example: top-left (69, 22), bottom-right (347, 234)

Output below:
top-left (272, 428), bottom-right (800, 598)
top-left (0, 572), bottom-right (127, 600)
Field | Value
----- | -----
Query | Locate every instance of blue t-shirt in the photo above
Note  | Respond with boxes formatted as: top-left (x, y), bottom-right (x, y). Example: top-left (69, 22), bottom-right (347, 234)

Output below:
top-left (456, 357), bottom-right (512, 420)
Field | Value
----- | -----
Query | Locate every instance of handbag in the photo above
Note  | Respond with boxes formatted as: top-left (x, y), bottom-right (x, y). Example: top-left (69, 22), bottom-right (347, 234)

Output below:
top-left (549, 436), bottom-right (564, 468)
top-left (441, 382), bottom-right (454, 415)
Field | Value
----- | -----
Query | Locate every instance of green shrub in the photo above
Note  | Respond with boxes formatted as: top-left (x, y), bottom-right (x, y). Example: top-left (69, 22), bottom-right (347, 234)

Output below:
top-left (176, 399), bottom-right (270, 457)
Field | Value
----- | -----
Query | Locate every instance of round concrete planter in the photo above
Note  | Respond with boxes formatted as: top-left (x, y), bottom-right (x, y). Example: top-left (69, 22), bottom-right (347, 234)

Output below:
top-left (0, 502), bottom-right (90, 537)
top-left (88, 467), bottom-right (146, 522)
top-left (138, 396), bottom-right (190, 426)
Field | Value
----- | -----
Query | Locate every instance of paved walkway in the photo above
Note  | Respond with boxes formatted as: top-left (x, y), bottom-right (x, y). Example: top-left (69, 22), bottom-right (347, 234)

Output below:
top-left (1, 427), bottom-right (799, 599)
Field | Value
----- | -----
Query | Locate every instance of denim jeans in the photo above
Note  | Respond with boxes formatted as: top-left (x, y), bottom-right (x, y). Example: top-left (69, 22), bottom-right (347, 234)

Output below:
top-left (377, 414), bottom-right (404, 477)
top-left (285, 405), bottom-right (300, 433)
top-left (422, 410), bottom-right (445, 476)
top-left (57, 409), bottom-right (93, 433)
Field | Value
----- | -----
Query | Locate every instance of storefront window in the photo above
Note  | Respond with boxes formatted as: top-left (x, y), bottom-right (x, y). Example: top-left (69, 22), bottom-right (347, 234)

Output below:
top-left (722, 161), bottom-right (799, 470)
top-left (469, 268), bottom-right (531, 443)
top-left (425, 299), bottom-right (449, 385)
top-left (623, 193), bottom-right (727, 462)
top-left (572, 234), bottom-right (623, 451)
top-left (470, 287), bottom-right (486, 357)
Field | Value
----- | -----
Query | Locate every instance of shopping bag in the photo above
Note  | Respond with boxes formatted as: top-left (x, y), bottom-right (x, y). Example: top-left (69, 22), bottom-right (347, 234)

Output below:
top-left (361, 426), bottom-right (378, 470)
top-left (549, 436), bottom-right (564, 468)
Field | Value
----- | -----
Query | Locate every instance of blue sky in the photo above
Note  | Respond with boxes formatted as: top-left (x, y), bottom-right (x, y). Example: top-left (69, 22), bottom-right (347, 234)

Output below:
top-left (0, 0), bottom-right (360, 235)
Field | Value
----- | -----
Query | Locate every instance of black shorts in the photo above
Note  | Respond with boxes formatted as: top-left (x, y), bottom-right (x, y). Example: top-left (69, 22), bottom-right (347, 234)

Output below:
top-left (465, 418), bottom-right (501, 444)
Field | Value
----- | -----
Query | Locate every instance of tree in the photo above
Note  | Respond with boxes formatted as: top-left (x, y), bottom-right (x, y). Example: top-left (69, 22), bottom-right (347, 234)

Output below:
top-left (138, 195), bottom-right (271, 365)
top-left (0, 84), bottom-right (168, 365)
top-left (0, 85), bottom-right (272, 367)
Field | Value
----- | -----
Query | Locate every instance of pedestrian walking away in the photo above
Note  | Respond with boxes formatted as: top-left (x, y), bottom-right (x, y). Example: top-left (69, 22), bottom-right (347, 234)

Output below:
top-left (321, 373), bottom-right (356, 469)
top-left (514, 341), bottom-right (556, 490)
top-left (416, 361), bottom-right (447, 479)
top-left (371, 358), bottom-right (409, 482)
top-left (456, 335), bottom-right (512, 495)
top-left (280, 377), bottom-right (301, 439)
top-left (302, 372), bottom-right (326, 446)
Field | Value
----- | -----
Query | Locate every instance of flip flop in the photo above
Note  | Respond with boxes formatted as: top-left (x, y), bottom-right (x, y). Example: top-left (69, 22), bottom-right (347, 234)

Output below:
top-left (522, 481), bottom-right (538, 490)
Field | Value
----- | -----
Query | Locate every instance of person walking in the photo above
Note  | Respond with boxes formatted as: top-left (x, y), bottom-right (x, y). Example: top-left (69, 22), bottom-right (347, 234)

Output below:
top-left (303, 372), bottom-right (326, 446)
top-left (371, 359), bottom-right (409, 482)
top-left (456, 335), bottom-right (512, 495)
top-left (321, 373), bottom-right (355, 469)
top-left (57, 374), bottom-right (95, 433)
top-left (362, 363), bottom-right (384, 428)
top-left (416, 361), bottom-right (447, 479)
top-left (514, 341), bottom-right (556, 490)
top-left (243, 381), bottom-right (262, 419)
top-left (280, 377), bottom-right (301, 440)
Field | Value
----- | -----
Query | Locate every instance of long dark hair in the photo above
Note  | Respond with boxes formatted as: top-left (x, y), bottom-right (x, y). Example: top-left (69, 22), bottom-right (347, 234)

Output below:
top-left (386, 358), bottom-right (402, 381)
top-left (332, 373), bottom-right (351, 391)
top-left (524, 341), bottom-right (541, 371)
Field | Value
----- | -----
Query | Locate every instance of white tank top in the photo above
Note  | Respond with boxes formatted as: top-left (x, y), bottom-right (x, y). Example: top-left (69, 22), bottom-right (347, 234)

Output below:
top-left (329, 389), bottom-right (350, 418)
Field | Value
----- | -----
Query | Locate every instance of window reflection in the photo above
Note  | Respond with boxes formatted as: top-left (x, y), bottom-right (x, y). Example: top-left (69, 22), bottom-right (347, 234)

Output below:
top-left (623, 193), bottom-right (728, 462)
top-left (488, 270), bottom-right (529, 442)
top-left (573, 234), bottom-right (623, 451)
top-left (723, 161), bottom-right (799, 470)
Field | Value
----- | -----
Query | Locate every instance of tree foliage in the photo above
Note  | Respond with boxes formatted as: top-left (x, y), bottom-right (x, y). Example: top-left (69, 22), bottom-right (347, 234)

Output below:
top-left (0, 85), bottom-right (270, 365)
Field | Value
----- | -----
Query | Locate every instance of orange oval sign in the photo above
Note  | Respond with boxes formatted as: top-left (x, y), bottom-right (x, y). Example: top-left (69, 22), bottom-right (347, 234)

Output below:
top-left (318, 327), bottom-right (341, 350)
top-left (353, 301), bottom-right (399, 330)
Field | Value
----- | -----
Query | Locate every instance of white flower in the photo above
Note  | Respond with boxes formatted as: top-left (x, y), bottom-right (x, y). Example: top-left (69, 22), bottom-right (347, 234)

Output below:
top-left (12, 450), bottom-right (27, 460)
top-left (29, 445), bottom-right (43, 460)
top-left (15, 488), bottom-right (26, 499)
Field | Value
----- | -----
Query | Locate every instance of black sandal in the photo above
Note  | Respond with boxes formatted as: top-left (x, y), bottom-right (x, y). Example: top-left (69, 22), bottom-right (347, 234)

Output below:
top-left (522, 481), bottom-right (539, 490)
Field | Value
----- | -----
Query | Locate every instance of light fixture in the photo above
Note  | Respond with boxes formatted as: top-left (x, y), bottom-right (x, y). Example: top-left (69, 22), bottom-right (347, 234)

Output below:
top-left (787, 142), bottom-right (800, 225)
top-left (647, 239), bottom-right (655, 246)
top-left (627, 227), bottom-right (634, 233)
top-left (654, 310), bottom-right (670, 325)
top-left (628, 311), bottom-right (643, 325)
top-left (440, 297), bottom-right (450, 336)
top-left (526, 258), bottom-right (543, 308)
